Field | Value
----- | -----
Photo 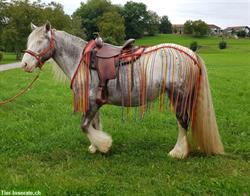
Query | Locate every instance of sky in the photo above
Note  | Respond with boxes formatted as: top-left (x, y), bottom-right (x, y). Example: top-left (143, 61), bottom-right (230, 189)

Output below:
top-left (39, 0), bottom-right (250, 29)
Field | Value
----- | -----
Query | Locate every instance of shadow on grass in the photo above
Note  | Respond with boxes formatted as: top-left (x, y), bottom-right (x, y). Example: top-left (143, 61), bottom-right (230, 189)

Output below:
top-left (222, 152), bottom-right (250, 162)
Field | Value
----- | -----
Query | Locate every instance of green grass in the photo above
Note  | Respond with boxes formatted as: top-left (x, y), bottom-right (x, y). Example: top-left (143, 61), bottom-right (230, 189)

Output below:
top-left (0, 34), bottom-right (250, 195)
top-left (0, 52), bottom-right (18, 65)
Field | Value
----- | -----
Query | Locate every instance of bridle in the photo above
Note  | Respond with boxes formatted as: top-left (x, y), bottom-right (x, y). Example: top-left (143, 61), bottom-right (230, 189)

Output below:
top-left (24, 29), bottom-right (56, 69)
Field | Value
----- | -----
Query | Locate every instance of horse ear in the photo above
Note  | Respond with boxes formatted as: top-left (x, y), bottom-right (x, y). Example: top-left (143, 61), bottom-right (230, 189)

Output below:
top-left (45, 21), bottom-right (51, 32)
top-left (31, 23), bottom-right (37, 31)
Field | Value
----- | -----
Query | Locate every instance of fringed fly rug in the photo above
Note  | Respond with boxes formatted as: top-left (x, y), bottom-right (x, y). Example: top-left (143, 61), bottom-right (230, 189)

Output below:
top-left (71, 42), bottom-right (201, 126)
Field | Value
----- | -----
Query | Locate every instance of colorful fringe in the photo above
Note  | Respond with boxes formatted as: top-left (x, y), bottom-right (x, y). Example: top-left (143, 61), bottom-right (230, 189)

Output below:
top-left (71, 42), bottom-right (201, 126)
top-left (119, 44), bottom-right (201, 125)
top-left (71, 40), bottom-right (95, 114)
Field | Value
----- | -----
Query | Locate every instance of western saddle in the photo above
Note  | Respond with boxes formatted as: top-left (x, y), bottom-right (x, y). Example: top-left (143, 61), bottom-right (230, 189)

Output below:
top-left (90, 33), bottom-right (144, 105)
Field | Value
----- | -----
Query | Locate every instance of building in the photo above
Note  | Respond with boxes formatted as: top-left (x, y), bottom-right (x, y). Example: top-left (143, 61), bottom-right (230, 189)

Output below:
top-left (208, 24), bottom-right (222, 35)
top-left (172, 24), bottom-right (184, 34)
top-left (223, 26), bottom-right (250, 35)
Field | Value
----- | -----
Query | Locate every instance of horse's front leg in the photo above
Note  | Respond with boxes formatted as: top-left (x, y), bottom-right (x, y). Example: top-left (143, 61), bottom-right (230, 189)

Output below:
top-left (81, 109), bottom-right (112, 154)
top-left (92, 111), bottom-right (103, 130)
top-left (88, 111), bottom-right (103, 153)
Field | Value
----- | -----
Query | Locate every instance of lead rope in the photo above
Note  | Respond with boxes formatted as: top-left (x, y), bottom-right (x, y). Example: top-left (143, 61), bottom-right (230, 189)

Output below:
top-left (0, 73), bottom-right (40, 106)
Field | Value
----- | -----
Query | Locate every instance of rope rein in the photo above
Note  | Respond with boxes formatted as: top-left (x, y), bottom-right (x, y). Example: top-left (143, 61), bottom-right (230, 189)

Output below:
top-left (0, 73), bottom-right (40, 106)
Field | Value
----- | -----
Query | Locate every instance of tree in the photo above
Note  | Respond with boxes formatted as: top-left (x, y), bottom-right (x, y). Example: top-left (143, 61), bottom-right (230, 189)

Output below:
top-left (98, 11), bottom-right (125, 45)
top-left (0, 1), bottom-right (7, 28)
top-left (145, 11), bottom-right (160, 36)
top-left (70, 15), bottom-right (86, 39)
top-left (0, 0), bottom-right (8, 50)
top-left (1, 0), bottom-right (42, 59)
top-left (73, 0), bottom-right (113, 40)
top-left (42, 2), bottom-right (71, 32)
top-left (192, 20), bottom-right (208, 36)
top-left (122, 1), bottom-right (148, 39)
top-left (184, 20), bottom-right (208, 37)
top-left (1, 0), bottom-right (72, 59)
top-left (159, 15), bottom-right (172, 34)
top-left (184, 20), bottom-right (193, 34)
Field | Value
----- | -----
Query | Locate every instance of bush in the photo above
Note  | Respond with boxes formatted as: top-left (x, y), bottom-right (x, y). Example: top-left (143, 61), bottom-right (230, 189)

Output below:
top-left (0, 52), bottom-right (3, 61)
top-left (219, 41), bottom-right (227, 49)
top-left (190, 41), bottom-right (198, 52)
top-left (237, 30), bottom-right (247, 38)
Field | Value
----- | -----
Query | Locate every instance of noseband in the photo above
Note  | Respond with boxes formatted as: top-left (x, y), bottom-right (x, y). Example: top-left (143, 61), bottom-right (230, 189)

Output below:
top-left (24, 30), bottom-right (55, 69)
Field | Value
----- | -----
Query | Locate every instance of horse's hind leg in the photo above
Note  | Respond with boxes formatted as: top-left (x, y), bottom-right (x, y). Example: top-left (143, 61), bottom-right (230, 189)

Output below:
top-left (169, 122), bottom-right (190, 159)
top-left (81, 109), bottom-right (112, 154)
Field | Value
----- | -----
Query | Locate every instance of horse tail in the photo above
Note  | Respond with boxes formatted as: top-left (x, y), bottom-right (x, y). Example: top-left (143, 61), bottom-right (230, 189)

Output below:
top-left (191, 56), bottom-right (224, 155)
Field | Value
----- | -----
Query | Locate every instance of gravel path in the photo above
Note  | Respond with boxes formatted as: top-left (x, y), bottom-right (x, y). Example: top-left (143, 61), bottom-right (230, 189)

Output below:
top-left (0, 62), bottom-right (21, 72)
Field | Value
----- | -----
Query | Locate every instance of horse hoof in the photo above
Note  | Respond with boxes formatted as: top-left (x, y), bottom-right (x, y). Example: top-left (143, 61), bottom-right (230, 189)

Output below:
top-left (168, 145), bottom-right (189, 159)
top-left (87, 129), bottom-right (113, 154)
top-left (88, 145), bottom-right (97, 154)
top-left (97, 136), bottom-right (112, 153)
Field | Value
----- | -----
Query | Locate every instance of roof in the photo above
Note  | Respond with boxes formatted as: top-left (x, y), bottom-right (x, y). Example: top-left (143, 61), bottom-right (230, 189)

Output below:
top-left (208, 24), bottom-right (221, 29)
top-left (224, 26), bottom-right (250, 31)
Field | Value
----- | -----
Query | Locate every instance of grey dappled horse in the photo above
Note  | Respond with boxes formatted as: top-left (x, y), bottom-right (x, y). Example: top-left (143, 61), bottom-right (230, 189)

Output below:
top-left (21, 23), bottom-right (224, 159)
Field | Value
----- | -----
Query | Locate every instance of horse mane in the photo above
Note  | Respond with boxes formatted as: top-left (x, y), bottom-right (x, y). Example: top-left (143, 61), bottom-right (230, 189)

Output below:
top-left (51, 30), bottom-right (86, 83)
top-left (51, 59), bottom-right (69, 83)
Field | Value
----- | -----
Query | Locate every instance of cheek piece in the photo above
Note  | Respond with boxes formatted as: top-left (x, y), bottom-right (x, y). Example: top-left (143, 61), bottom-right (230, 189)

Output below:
top-left (24, 30), bottom-right (55, 69)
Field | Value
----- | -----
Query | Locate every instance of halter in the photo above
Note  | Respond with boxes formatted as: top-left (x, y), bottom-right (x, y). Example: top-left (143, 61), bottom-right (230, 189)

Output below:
top-left (24, 30), bottom-right (56, 69)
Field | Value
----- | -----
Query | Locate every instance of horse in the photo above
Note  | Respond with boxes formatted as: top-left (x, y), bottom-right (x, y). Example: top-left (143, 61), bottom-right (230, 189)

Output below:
top-left (21, 22), bottom-right (224, 159)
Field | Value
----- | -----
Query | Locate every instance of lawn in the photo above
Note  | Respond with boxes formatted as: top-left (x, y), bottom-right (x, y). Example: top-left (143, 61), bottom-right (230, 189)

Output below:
top-left (0, 34), bottom-right (249, 195)
top-left (0, 52), bottom-right (18, 65)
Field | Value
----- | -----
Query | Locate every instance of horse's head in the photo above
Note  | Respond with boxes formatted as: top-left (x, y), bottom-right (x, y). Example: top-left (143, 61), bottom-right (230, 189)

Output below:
top-left (21, 22), bottom-right (55, 72)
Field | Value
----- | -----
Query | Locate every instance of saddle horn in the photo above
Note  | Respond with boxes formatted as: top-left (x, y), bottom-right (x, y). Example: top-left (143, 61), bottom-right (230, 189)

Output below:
top-left (93, 32), bottom-right (103, 48)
